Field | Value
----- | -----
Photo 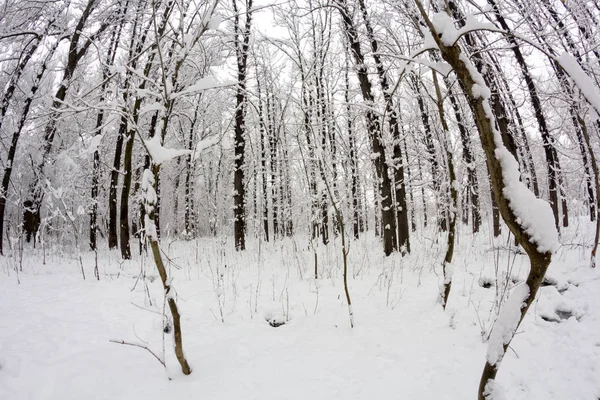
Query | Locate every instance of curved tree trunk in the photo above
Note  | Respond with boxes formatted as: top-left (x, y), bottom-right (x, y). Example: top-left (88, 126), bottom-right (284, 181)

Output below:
top-left (413, 4), bottom-right (556, 399)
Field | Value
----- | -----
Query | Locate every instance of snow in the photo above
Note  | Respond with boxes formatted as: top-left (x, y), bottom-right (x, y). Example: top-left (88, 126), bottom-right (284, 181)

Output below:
top-left (432, 12), bottom-right (460, 47)
top-left (495, 148), bottom-right (559, 253)
top-left (484, 380), bottom-right (507, 400)
top-left (432, 13), bottom-right (501, 47)
top-left (85, 134), bottom-right (103, 155)
top-left (140, 102), bottom-right (166, 115)
top-left (142, 169), bottom-right (157, 239)
top-left (170, 77), bottom-right (235, 100)
top-left (144, 135), bottom-right (191, 165)
top-left (486, 283), bottom-right (529, 366)
top-left (193, 134), bottom-right (221, 160)
top-left (1, 222), bottom-right (599, 399)
top-left (557, 53), bottom-right (600, 115)
top-left (207, 15), bottom-right (222, 30)
top-left (472, 83), bottom-right (491, 99)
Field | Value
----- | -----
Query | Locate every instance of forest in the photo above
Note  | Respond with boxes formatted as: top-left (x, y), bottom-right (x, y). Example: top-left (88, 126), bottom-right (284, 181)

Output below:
top-left (1, 0), bottom-right (600, 399)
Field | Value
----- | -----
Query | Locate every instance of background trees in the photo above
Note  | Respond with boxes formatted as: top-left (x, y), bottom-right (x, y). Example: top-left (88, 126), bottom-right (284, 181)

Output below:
top-left (0, 0), bottom-right (597, 264)
top-left (0, 0), bottom-right (597, 260)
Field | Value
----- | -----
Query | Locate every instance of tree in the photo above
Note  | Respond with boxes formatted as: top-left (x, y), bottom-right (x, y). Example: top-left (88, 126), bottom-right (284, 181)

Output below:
top-left (413, 2), bottom-right (558, 398)
top-left (232, 0), bottom-right (253, 251)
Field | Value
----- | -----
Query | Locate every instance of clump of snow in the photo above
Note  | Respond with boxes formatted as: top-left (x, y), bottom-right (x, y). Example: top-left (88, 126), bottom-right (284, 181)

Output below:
top-left (85, 134), bottom-right (103, 155)
top-left (263, 305), bottom-right (287, 328)
top-left (486, 283), bottom-right (530, 365)
top-left (495, 148), bottom-right (559, 253)
top-left (538, 285), bottom-right (587, 323)
top-left (484, 380), bottom-right (507, 400)
top-left (479, 275), bottom-right (495, 289)
top-left (432, 12), bottom-right (501, 47)
top-left (208, 15), bottom-right (222, 30)
top-left (443, 262), bottom-right (454, 284)
top-left (144, 135), bottom-right (191, 165)
top-left (170, 77), bottom-right (235, 99)
top-left (432, 12), bottom-right (460, 47)
top-left (140, 102), bottom-right (166, 115)
top-left (557, 53), bottom-right (600, 115)
top-left (422, 30), bottom-right (439, 50)
top-left (193, 134), bottom-right (221, 160)
top-left (472, 83), bottom-right (491, 99)
top-left (142, 169), bottom-right (158, 240)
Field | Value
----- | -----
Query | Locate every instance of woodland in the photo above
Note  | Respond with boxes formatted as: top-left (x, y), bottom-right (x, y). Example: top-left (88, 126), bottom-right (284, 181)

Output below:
top-left (1, 0), bottom-right (600, 399)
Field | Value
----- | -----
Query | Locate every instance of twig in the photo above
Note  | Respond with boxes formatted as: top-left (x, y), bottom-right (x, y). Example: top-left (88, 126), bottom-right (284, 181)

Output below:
top-left (109, 339), bottom-right (168, 371)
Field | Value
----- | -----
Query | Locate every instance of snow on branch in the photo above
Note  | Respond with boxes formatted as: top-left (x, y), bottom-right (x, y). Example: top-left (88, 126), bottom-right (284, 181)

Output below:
top-left (193, 134), bottom-right (221, 160)
top-left (144, 135), bottom-right (192, 165)
top-left (432, 13), bottom-right (502, 47)
top-left (486, 284), bottom-right (529, 366)
top-left (169, 77), bottom-right (235, 100)
top-left (557, 53), bottom-right (600, 116)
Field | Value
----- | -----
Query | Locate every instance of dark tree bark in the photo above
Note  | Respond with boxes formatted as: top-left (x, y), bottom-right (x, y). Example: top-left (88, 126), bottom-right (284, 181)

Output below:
top-left (413, 76), bottom-right (445, 232)
top-left (417, 155), bottom-right (428, 229)
top-left (232, 0), bottom-right (253, 251)
top-left (142, 169), bottom-right (191, 375)
top-left (402, 138), bottom-right (417, 232)
top-left (108, 0), bottom-right (153, 250)
top-left (578, 117), bottom-right (600, 267)
top-left (183, 98), bottom-right (201, 237)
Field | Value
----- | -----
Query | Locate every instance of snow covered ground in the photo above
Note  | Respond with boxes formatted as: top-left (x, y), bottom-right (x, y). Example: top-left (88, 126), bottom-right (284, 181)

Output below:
top-left (1, 220), bottom-right (599, 400)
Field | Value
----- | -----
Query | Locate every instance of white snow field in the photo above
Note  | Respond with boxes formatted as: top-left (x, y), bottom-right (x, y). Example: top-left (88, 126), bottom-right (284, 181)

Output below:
top-left (1, 220), bottom-right (599, 400)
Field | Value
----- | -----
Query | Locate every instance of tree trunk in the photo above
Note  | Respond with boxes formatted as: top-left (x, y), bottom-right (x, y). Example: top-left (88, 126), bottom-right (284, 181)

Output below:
top-left (345, 63), bottom-right (360, 239)
top-left (232, 0), bottom-right (253, 251)
top-left (357, 0), bottom-right (409, 252)
top-left (142, 169), bottom-right (191, 375)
